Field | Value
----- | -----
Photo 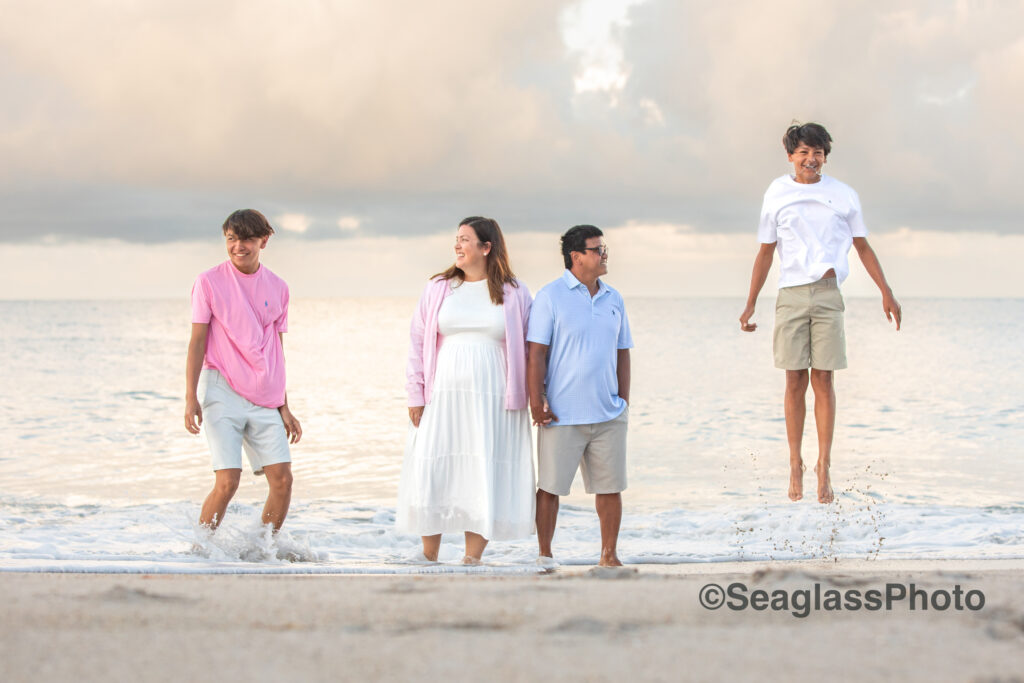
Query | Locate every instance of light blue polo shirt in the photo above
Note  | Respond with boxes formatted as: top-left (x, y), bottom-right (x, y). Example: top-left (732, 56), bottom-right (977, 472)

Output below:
top-left (527, 270), bottom-right (633, 426)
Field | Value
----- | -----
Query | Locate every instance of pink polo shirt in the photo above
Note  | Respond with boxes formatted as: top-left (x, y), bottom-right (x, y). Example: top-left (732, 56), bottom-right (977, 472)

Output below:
top-left (191, 261), bottom-right (289, 408)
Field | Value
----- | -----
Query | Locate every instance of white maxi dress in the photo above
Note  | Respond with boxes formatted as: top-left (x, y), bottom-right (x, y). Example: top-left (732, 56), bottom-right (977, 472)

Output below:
top-left (396, 279), bottom-right (535, 541)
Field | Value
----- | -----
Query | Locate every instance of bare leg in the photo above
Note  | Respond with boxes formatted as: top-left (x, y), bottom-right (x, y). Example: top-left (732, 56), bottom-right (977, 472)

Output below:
top-left (536, 489), bottom-right (559, 558)
top-left (784, 370), bottom-right (809, 501)
top-left (463, 532), bottom-right (489, 564)
top-left (810, 369), bottom-right (836, 504)
top-left (261, 462), bottom-right (293, 531)
top-left (595, 493), bottom-right (622, 566)
top-left (199, 468), bottom-right (241, 529)
top-left (421, 534), bottom-right (441, 562)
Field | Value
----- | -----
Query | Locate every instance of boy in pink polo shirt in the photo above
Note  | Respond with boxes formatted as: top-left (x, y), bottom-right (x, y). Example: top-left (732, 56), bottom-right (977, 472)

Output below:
top-left (184, 209), bottom-right (302, 532)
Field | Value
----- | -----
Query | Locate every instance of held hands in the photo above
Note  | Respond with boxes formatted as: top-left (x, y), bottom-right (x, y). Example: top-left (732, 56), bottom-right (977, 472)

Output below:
top-left (739, 304), bottom-right (757, 332)
top-left (531, 399), bottom-right (558, 427)
top-left (185, 397), bottom-right (203, 434)
top-left (279, 405), bottom-right (303, 444)
top-left (408, 406), bottom-right (424, 428)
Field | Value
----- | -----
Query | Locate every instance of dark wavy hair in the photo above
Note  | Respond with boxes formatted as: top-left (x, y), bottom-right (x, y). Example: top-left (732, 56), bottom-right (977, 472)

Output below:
top-left (222, 209), bottom-right (275, 239)
top-left (782, 122), bottom-right (832, 157)
top-left (433, 216), bottom-right (518, 305)
top-left (560, 224), bottom-right (603, 269)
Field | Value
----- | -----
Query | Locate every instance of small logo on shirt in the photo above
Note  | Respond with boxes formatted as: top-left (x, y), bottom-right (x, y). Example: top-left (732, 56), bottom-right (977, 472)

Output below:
top-left (265, 301), bottom-right (268, 307)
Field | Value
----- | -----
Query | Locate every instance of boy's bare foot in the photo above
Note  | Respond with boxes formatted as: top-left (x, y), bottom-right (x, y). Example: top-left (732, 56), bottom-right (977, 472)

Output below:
top-left (814, 464), bottom-right (834, 504)
top-left (789, 461), bottom-right (806, 501)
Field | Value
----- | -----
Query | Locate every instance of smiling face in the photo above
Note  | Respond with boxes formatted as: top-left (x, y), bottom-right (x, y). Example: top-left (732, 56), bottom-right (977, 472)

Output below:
top-left (225, 229), bottom-right (268, 274)
top-left (573, 235), bottom-right (609, 280)
top-left (788, 143), bottom-right (827, 184)
top-left (454, 223), bottom-right (490, 276)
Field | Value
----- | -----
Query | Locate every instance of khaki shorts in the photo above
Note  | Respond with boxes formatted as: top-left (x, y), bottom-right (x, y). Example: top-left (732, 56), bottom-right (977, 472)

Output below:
top-left (773, 278), bottom-right (847, 370)
top-left (536, 406), bottom-right (628, 495)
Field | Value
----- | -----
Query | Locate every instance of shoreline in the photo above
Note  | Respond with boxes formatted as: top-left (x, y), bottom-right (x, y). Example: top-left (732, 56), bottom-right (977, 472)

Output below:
top-left (2, 560), bottom-right (1022, 681)
top-left (3, 557), bottom-right (1024, 576)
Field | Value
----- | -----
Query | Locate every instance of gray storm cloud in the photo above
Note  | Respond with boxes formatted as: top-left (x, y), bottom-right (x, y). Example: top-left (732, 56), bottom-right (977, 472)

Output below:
top-left (0, 0), bottom-right (1021, 242)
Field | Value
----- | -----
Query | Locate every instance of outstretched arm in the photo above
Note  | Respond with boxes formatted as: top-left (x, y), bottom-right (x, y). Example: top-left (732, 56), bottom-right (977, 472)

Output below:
top-left (185, 323), bottom-right (208, 434)
top-left (739, 243), bottom-right (776, 332)
top-left (853, 237), bottom-right (901, 331)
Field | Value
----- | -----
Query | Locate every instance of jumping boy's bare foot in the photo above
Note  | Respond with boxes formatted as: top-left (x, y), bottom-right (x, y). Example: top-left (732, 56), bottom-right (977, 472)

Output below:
top-left (814, 464), bottom-right (834, 504)
top-left (789, 461), bottom-right (806, 501)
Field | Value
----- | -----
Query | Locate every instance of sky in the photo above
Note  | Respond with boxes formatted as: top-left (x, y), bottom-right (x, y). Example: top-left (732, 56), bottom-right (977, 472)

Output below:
top-left (2, 0), bottom-right (1023, 298)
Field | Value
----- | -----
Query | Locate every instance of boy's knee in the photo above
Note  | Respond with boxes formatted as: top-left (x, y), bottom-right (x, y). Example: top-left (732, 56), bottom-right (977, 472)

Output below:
top-left (214, 472), bottom-right (241, 496)
top-left (266, 467), bottom-right (293, 492)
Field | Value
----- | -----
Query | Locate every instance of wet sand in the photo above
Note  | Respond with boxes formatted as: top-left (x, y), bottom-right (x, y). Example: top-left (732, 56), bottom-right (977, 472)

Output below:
top-left (1, 560), bottom-right (1022, 682)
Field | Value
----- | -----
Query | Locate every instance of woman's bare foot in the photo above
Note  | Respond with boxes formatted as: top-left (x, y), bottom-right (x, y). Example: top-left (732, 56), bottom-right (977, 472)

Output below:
top-left (461, 555), bottom-right (482, 566)
top-left (813, 464), bottom-right (834, 504)
top-left (598, 550), bottom-right (623, 567)
top-left (421, 534), bottom-right (441, 562)
top-left (789, 461), bottom-right (806, 501)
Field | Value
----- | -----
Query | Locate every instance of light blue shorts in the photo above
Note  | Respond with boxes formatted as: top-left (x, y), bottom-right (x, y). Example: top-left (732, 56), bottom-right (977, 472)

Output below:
top-left (199, 369), bottom-right (291, 474)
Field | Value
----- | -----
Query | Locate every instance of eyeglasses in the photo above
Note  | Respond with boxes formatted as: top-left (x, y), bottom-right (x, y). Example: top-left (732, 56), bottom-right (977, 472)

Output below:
top-left (579, 245), bottom-right (609, 257)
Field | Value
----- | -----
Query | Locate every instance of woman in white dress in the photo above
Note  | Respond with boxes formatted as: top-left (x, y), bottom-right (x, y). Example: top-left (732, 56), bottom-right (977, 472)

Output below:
top-left (397, 216), bottom-right (535, 564)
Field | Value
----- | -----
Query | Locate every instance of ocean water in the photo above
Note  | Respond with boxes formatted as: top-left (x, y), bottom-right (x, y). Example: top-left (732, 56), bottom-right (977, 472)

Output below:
top-left (1, 297), bottom-right (1023, 573)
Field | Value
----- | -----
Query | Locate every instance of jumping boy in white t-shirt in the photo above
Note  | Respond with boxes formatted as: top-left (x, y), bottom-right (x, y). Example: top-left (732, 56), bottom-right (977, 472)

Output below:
top-left (739, 123), bottom-right (901, 504)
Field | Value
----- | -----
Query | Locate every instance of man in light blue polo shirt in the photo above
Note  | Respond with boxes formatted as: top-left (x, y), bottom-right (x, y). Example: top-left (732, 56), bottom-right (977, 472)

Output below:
top-left (527, 224), bottom-right (633, 567)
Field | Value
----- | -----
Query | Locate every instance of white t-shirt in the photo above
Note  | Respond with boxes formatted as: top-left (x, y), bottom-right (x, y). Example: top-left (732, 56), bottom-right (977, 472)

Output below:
top-left (758, 174), bottom-right (868, 289)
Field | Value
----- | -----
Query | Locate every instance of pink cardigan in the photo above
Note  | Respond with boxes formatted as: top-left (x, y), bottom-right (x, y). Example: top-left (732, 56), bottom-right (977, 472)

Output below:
top-left (406, 277), bottom-right (532, 410)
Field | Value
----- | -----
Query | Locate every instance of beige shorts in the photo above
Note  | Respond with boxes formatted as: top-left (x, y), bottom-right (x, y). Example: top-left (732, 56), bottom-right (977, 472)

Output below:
top-left (536, 406), bottom-right (628, 496)
top-left (773, 278), bottom-right (847, 371)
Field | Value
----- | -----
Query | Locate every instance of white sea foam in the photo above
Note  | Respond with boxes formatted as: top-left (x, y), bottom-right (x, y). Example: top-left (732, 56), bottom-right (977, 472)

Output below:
top-left (1, 497), bottom-right (1021, 574)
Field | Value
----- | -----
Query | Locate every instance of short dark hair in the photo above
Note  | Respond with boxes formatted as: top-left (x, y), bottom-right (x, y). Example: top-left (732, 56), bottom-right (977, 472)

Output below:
top-left (782, 122), bottom-right (832, 157)
top-left (560, 224), bottom-right (603, 269)
top-left (222, 209), bottom-right (275, 240)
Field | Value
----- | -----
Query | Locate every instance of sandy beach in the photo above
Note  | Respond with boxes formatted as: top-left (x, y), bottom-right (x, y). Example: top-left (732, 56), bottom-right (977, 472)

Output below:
top-left (2, 559), bottom-right (1022, 682)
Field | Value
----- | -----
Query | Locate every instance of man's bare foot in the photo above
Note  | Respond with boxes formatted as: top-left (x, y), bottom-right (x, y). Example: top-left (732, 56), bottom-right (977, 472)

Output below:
top-left (461, 555), bottom-right (482, 566)
top-left (813, 464), bottom-right (834, 504)
top-left (598, 551), bottom-right (623, 567)
top-left (789, 461), bottom-right (806, 501)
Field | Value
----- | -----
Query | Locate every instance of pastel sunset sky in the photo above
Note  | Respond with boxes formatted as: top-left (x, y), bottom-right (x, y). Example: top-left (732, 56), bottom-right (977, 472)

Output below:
top-left (2, 0), bottom-right (1021, 297)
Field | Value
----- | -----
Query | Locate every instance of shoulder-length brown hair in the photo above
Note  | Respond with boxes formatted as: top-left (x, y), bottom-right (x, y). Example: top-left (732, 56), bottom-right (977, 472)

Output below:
top-left (433, 216), bottom-right (518, 305)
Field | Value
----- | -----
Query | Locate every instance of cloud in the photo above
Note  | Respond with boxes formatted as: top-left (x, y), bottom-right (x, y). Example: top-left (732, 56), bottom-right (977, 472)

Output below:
top-left (561, 0), bottom-right (647, 100)
top-left (0, 0), bottom-right (572, 191)
top-left (337, 216), bottom-right (361, 233)
top-left (3, 225), bottom-right (1021, 300)
top-left (277, 213), bottom-right (312, 234)
top-left (0, 0), bottom-right (1023, 246)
